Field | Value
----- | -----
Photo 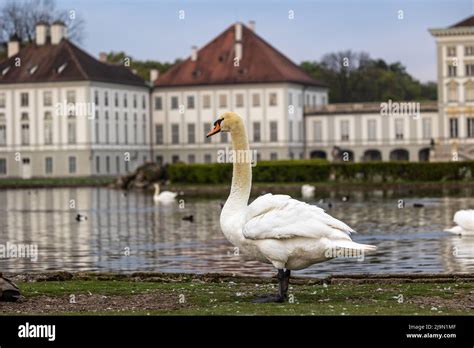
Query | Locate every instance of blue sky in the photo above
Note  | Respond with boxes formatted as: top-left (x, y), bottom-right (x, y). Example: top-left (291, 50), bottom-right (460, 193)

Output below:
top-left (56, 0), bottom-right (473, 82)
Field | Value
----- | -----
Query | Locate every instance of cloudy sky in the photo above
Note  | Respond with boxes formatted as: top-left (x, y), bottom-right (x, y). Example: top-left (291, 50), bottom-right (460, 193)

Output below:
top-left (57, 0), bottom-right (473, 82)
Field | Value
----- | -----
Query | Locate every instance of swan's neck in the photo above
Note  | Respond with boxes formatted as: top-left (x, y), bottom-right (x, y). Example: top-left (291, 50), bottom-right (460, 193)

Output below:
top-left (154, 186), bottom-right (160, 195)
top-left (222, 127), bottom-right (252, 215)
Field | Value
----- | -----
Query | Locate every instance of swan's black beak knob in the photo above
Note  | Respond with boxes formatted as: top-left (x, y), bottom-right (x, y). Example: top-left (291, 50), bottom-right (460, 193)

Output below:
top-left (206, 118), bottom-right (223, 137)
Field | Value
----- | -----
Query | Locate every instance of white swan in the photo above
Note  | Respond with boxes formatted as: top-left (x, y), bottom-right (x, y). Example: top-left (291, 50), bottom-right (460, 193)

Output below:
top-left (153, 183), bottom-right (177, 203)
top-left (301, 184), bottom-right (315, 199)
top-left (445, 210), bottom-right (474, 235)
top-left (206, 112), bottom-right (376, 302)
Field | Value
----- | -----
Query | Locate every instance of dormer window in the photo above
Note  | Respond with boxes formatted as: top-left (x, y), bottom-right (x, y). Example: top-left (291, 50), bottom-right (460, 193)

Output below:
top-left (57, 63), bottom-right (67, 74)
top-left (2, 66), bottom-right (10, 76)
top-left (29, 65), bottom-right (38, 75)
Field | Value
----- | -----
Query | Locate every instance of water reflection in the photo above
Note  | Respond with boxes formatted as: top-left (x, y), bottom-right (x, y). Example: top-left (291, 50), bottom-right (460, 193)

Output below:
top-left (0, 188), bottom-right (473, 277)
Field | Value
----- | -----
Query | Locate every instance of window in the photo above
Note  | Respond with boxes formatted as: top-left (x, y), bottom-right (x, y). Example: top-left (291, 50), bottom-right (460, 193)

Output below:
top-left (448, 64), bottom-right (457, 77)
top-left (21, 112), bottom-right (28, 121)
top-left (298, 94), bottom-right (302, 107)
top-left (45, 157), bottom-right (53, 174)
top-left (0, 93), bottom-right (5, 108)
top-left (313, 120), bottom-right (323, 142)
top-left (116, 156), bottom-right (120, 173)
top-left (123, 94), bottom-right (128, 108)
top-left (104, 91), bottom-right (109, 106)
top-left (115, 93), bottom-right (119, 107)
top-left (289, 120), bottom-right (293, 142)
top-left (298, 121), bottom-right (303, 141)
top-left (270, 121), bottom-right (278, 142)
top-left (270, 153), bottom-right (278, 160)
top-left (96, 156), bottom-right (100, 174)
top-left (133, 95), bottom-right (137, 108)
top-left (466, 46), bottom-right (474, 56)
top-left (312, 95), bottom-right (317, 106)
top-left (155, 124), bottom-right (163, 144)
top-left (154, 96), bottom-right (162, 110)
top-left (171, 96), bottom-right (179, 109)
top-left (450, 118), bottom-right (458, 138)
top-left (187, 96), bottom-right (195, 109)
top-left (0, 158), bottom-right (6, 174)
top-left (422, 118), bottom-right (432, 139)
top-left (142, 95), bottom-right (146, 109)
top-left (43, 91), bottom-right (52, 106)
top-left (172, 155), bottom-right (180, 164)
top-left (171, 124), bottom-right (179, 144)
top-left (188, 123), bottom-right (196, 144)
top-left (289, 93), bottom-right (293, 106)
top-left (204, 154), bottom-right (212, 163)
top-left (367, 119), bottom-right (377, 141)
top-left (94, 91), bottom-right (99, 105)
top-left (21, 124), bottom-right (29, 145)
top-left (68, 121), bottom-right (76, 144)
top-left (219, 95), bottom-right (227, 108)
top-left (204, 123), bottom-right (211, 143)
top-left (466, 63), bottom-right (474, 76)
top-left (340, 120), bottom-right (350, 141)
top-left (133, 122), bottom-right (137, 144)
top-left (124, 124), bottom-right (128, 144)
top-left (465, 82), bottom-right (474, 101)
top-left (105, 123), bottom-right (110, 144)
top-left (252, 93), bottom-right (260, 107)
top-left (447, 46), bottom-right (456, 57)
top-left (448, 82), bottom-right (458, 102)
top-left (203, 95), bottom-right (211, 108)
top-left (221, 132), bottom-right (228, 143)
top-left (115, 122), bottom-right (119, 144)
top-left (253, 122), bottom-right (261, 142)
top-left (235, 94), bottom-right (244, 107)
top-left (20, 93), bottom-right (28, 107)
top-left (44, 111), bottom-right (53, 145)
top-left (0, 124), bottom-right (6, 145)
top-left (68, 156), bottom-right (76, 174)
top-left (188, 154), bottom-right (195, 163)
top-left (156, 156), bottom-right (163, 165)
top-left (106, 156), bottom-right (110, 174)
top-left (468, 118), bottom-right (474, 138)
top-left (395, 119), bottom-right (404, 140)
top-left (269, 93), bottom-right (277, 106)
top-left (306, 94), bottom-right (310, 106)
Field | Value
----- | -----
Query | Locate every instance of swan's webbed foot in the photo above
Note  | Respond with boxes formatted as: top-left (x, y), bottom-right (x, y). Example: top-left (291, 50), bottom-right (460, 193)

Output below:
top-left (251, 294), bottom-right (285, 303)
top-left (252, 269), bottom-right (291, 303)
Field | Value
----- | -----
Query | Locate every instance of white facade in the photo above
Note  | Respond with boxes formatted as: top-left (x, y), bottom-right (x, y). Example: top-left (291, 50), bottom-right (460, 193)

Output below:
top-left (0, 82), bottom-right (150, 178)
top-left (152, 83), bottom-right (327, 163)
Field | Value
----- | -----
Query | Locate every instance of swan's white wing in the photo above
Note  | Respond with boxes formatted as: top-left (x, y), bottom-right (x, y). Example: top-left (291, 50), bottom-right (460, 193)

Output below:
top-left (454, 210), bottom-right (474, 231)
top-left (243, 193), bottom-right (354, 240)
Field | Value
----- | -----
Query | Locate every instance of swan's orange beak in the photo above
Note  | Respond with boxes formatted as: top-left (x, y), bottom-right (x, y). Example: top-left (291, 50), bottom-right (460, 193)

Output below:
top-left (206, 119), bottom-right (222, 138)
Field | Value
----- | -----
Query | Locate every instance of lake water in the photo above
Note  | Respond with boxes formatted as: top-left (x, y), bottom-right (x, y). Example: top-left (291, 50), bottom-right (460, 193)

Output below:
top-left (0, 187), bottom-right (473, 278)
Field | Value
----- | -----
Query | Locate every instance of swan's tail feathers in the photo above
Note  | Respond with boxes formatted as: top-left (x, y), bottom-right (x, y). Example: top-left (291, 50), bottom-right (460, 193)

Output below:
top-left (329, 240), bottom-right (377, 253)
top-left (444, 226), bottom-right (464, 235)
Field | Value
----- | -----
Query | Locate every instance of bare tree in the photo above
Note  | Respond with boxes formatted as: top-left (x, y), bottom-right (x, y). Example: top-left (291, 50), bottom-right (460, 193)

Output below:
top-left (0, 0), bottom-right (85, 44)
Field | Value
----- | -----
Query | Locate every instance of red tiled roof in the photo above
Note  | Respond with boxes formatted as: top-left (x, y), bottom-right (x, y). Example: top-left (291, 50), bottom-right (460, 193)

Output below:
top-left (154, 23), bottom-right (326, 88)
top-left (0, 39), bottom-right (146, 87)
top-left (450, 15), bottom-right (474, 28)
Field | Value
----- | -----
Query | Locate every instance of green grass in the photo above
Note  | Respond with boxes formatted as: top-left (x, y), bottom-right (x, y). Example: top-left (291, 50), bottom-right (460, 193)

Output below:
top-left (8, 279), bottom-right (473, 316)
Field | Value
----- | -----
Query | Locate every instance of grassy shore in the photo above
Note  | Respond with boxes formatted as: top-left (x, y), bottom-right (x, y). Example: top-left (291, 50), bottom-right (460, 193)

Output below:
top-left (1, 272), bottom-right (473, 315)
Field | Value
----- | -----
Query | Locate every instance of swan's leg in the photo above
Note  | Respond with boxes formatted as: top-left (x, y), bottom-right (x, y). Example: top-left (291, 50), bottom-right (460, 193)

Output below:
top-left (252, 269), bottom-right (287, 303)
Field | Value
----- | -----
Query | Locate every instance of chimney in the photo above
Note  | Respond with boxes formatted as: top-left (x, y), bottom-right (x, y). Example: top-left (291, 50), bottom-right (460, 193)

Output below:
top-left (150, 69), bottom-right (159, 82)
top-left (50, 20), bottom-right (67, 44)
top-left (35, 21), bottom-right (49, 45)
top-left (234, 23), bottom-right (243, 61)
top-left (235, 22), bottom-right (242, 41)
top-left (99, 52), bottom-right (107, 62)
top-left (191, 45), bottom-right (198, 61)
top-left (7, 34), bottom-right (20, 58)
top-left (248, 20), bottom-right (256, 32)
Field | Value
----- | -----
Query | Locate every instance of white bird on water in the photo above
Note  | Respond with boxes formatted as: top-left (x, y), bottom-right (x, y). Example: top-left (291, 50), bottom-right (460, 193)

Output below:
top-left (206, 112), bottom-right (376, 302)
top-left (445, 210), bottom-right (474, 235)
top-left (301, 184), bottom-right (315, 199)
top-left (153, 183), bottom-right (177, 204)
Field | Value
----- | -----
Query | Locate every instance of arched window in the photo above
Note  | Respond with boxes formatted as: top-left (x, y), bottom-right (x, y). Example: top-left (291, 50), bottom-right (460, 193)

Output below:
top-left (465, 80), bottom-right (474, 102)
top-left (447, 81), bottom-right (458, 102)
